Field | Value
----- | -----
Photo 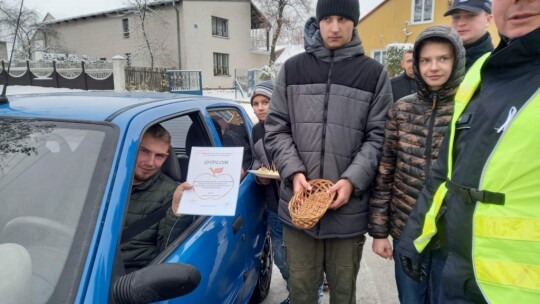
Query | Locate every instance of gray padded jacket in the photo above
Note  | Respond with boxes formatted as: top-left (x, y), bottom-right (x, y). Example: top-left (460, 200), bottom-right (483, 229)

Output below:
top-left (265, 17), bottom-right (393, 239)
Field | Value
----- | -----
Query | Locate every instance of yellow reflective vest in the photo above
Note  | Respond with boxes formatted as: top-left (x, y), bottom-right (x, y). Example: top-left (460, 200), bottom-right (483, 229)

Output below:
top-left (414, 53), bottom-right (540, 303)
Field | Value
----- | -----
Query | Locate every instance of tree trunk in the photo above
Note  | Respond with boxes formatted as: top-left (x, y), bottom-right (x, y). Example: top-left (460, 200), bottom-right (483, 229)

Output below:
top-left (269, 0), bottom-right (286, 65)
top-left (138, 1), bottom-right (154, 69)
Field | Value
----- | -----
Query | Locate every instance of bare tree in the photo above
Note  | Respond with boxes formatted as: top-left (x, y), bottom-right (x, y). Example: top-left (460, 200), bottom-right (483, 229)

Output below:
top-left (0, 1), bottom-right (61, 60)
top-left (254, 0), bottom-right (311, 64)
top-left (122, 0), bottom-right (173, 68)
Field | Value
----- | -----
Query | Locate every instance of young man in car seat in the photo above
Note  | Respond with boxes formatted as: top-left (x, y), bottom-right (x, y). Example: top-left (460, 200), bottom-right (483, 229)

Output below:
top-left (121, 124), bottom-right (193, 273)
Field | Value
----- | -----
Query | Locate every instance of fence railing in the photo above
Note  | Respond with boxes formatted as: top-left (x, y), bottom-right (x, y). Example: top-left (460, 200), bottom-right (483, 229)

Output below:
top-left (125, 66), bottom-right (169, 92)
top-left (234, 68), bottom-right (262, 99)
top-left (0, 60), bottom-right (114, 90)
top-left (28, 61), bottom-right (54, 78)
top-left (167, 70), bottom-right (202, 95)
top-left (0, 57), bottom-right (261, 95)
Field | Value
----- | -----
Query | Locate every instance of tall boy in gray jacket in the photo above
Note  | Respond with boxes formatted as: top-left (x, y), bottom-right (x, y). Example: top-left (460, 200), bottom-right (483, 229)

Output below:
top-left (264, 0), bottom-right (392, 302)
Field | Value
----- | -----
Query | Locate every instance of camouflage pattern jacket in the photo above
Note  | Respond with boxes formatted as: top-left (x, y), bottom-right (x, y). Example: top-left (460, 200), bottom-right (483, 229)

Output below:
top-left (369, 25), bottom-right (465, 239)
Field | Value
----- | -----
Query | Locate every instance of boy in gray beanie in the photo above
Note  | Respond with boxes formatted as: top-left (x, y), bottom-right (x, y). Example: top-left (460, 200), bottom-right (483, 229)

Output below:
top-left (251, 80), bottom-right (292, 304)
top-left (264, 0), bottom-right (393, 302)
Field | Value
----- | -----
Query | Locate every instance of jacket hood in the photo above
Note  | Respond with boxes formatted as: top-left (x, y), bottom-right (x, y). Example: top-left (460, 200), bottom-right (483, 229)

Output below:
top-left (413, 25), bottom-right (465, 101)
top-left (303, 16), bottom-right (364, 63)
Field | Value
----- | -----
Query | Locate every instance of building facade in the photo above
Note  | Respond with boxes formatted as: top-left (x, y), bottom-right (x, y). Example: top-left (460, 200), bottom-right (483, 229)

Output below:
top-left (358, 0), bottom-right (499, 64)
top-left (34, 0), bottom-right (270, 88)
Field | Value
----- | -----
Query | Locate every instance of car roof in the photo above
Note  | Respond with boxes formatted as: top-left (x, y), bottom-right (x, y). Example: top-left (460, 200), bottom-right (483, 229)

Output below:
top-left (0, 91), bottom-right (237, 121)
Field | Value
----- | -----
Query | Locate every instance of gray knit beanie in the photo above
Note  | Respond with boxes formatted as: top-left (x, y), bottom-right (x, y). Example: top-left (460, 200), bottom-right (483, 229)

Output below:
top-left (250, 80), bottom-right (274, 106)
top-left (316, 0), bottom-right (360, 26)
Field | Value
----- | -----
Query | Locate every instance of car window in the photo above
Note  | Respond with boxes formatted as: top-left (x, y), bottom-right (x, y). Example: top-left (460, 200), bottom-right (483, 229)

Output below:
top-left (119, 113), bottom-right (212, 273)
top-left (208, 108), bottom-right (253, 173)
top-left (161, 115), bottom-right (192, 151)
top-left (0, 119), bottom-right (115, 304)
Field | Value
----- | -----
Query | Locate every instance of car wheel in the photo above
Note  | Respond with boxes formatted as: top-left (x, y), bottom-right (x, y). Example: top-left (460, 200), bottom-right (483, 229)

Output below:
top-left (250, 231), bottom-right (272, 303)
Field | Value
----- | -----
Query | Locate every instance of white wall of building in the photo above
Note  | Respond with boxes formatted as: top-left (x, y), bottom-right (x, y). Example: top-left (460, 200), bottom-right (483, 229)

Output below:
top-left (42, 0), bottom-right (270, 89)
top-left (181, 0), bottom-right (269, 88)
top-left (48, 7), bottom-right (178, 67)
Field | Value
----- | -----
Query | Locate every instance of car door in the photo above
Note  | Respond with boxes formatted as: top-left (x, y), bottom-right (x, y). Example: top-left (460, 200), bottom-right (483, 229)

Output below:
top-left (159, 106), bottom-right (259, 304)
top-left (106, 101), bottom-right (261, 304)
top-left (206, 107), bottom-right (267, 303)
top-left (158, 108), bottom-right (249, 303)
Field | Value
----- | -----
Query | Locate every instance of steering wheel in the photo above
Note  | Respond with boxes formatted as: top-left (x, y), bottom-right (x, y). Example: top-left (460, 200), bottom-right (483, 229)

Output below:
top-left (0, 216), bottom-right (75, 245)
top-left (0, 216), bottom-right (75, 302)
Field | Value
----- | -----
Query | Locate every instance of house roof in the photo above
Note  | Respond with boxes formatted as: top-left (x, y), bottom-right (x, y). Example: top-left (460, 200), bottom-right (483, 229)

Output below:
top-left (41, 0), bottom-right (178, 25)
top-left (251, 2), bottom-right (271, 29)
top-left (359, 0), bottom-right (389, 22)
top-left (274, 45), bottom-right (304, 65)
top-left (41, 0), bottom-right (270, 29)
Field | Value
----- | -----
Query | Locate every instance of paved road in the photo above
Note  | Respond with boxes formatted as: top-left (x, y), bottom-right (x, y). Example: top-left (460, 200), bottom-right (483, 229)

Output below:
top-left (261, 236), bottom-right (399, 304)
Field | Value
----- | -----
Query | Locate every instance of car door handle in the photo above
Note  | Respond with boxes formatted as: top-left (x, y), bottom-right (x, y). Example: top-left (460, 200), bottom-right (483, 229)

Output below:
top-left (232, 216), bottom-right (243, 233)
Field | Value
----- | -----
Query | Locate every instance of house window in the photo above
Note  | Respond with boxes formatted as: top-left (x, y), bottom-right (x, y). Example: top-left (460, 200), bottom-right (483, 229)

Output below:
top-left (412, 0), bottom-right (433, 23)
top-left (372, 50), bottom-right (386, 65)
top-left (213, 53), bottom-right (229, 76)
top-left (122, 18), bottom-right (130, 38)
top-left (212, 16), bottom-right (228, 37)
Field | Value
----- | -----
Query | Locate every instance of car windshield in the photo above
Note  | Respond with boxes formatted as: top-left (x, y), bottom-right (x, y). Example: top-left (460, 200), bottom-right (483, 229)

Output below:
top-left (0, 118), bottom-right (115, 303)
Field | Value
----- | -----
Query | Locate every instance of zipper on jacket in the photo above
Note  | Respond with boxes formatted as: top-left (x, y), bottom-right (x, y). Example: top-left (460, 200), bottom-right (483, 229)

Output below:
top-left (315, 51), bottom-right (335, 237)
top-left (424, 92), bottom-right (438, 178)
top-left (320, 51), bottom-right (335, 178)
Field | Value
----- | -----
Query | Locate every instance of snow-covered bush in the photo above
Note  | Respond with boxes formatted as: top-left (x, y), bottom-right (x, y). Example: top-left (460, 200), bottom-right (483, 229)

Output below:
top-left (40, 53), bottom-right (105, 63)
top-left (258, 65), bottom-right (277, 81)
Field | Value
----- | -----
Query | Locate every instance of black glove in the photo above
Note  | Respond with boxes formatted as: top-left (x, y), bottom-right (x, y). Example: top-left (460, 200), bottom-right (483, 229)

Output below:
top-left (399, 253), bottom-right (426, 282)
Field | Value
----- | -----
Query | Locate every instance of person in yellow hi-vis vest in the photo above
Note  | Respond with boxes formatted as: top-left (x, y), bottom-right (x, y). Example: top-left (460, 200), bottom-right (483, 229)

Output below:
top-left (397, 0), bottom-right (540, 303)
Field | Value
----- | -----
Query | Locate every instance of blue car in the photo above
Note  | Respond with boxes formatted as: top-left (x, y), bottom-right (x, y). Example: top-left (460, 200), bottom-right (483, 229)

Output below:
top-left (0, 92), bottom-right (272, 304)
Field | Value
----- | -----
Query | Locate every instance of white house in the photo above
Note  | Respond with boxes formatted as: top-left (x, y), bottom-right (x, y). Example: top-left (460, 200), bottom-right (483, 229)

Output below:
top-left (33, 0), bottom-right (271, 89)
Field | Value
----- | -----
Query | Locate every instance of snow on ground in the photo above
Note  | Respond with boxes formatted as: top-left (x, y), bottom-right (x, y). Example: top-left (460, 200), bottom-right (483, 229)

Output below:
top-left (1, 85), bottom-right (258, 123)
top-left (1, 85), bottom-right (84, 95)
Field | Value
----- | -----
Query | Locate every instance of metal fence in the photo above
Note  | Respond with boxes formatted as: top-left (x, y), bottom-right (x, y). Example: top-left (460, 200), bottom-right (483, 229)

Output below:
top-left (0, 59), bottom-right (207, 94)
top-left (125, 66), bottom-right (169, 92)
top-left (0, 60), bottom-right (114, 90)
top-left (234, 68), bottom-right (262, 99)
top-left (167, 70), bottom-right (202, 95)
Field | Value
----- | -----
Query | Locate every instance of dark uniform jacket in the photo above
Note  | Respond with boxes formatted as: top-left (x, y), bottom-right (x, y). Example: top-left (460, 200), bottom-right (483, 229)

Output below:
top-left (390, 72), bottom-right (417, 102)
top-left (265, 17), bottom-right (392, 239)
top-left (398, 27), bottom-right (540, 303)
top-left (464, 32), bottom-right (494, 72)
top-left (369, 26), bottom-right (465, 240)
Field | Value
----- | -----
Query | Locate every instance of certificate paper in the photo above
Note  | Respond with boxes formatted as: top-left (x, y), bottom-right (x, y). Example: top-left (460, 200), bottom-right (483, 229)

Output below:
top-left (178, 146), bottom-right (243, 216)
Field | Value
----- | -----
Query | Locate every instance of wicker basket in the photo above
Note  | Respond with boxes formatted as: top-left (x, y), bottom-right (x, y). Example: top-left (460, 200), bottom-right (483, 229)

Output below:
top-left (288, 179), bottom-right (335, 229)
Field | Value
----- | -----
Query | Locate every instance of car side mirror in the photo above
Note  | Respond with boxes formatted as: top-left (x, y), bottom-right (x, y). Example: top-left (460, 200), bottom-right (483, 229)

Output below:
top-left (113, 263), bottom-right (201, 304)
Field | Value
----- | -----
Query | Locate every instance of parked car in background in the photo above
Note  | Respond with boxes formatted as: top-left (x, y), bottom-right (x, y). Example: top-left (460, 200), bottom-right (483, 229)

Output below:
top-left (0, 92), bottom-right (272, 304)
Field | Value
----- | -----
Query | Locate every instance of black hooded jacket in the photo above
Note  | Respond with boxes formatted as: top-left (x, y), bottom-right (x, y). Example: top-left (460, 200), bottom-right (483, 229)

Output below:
top-left (464, 32), bottom-right (494, 71)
